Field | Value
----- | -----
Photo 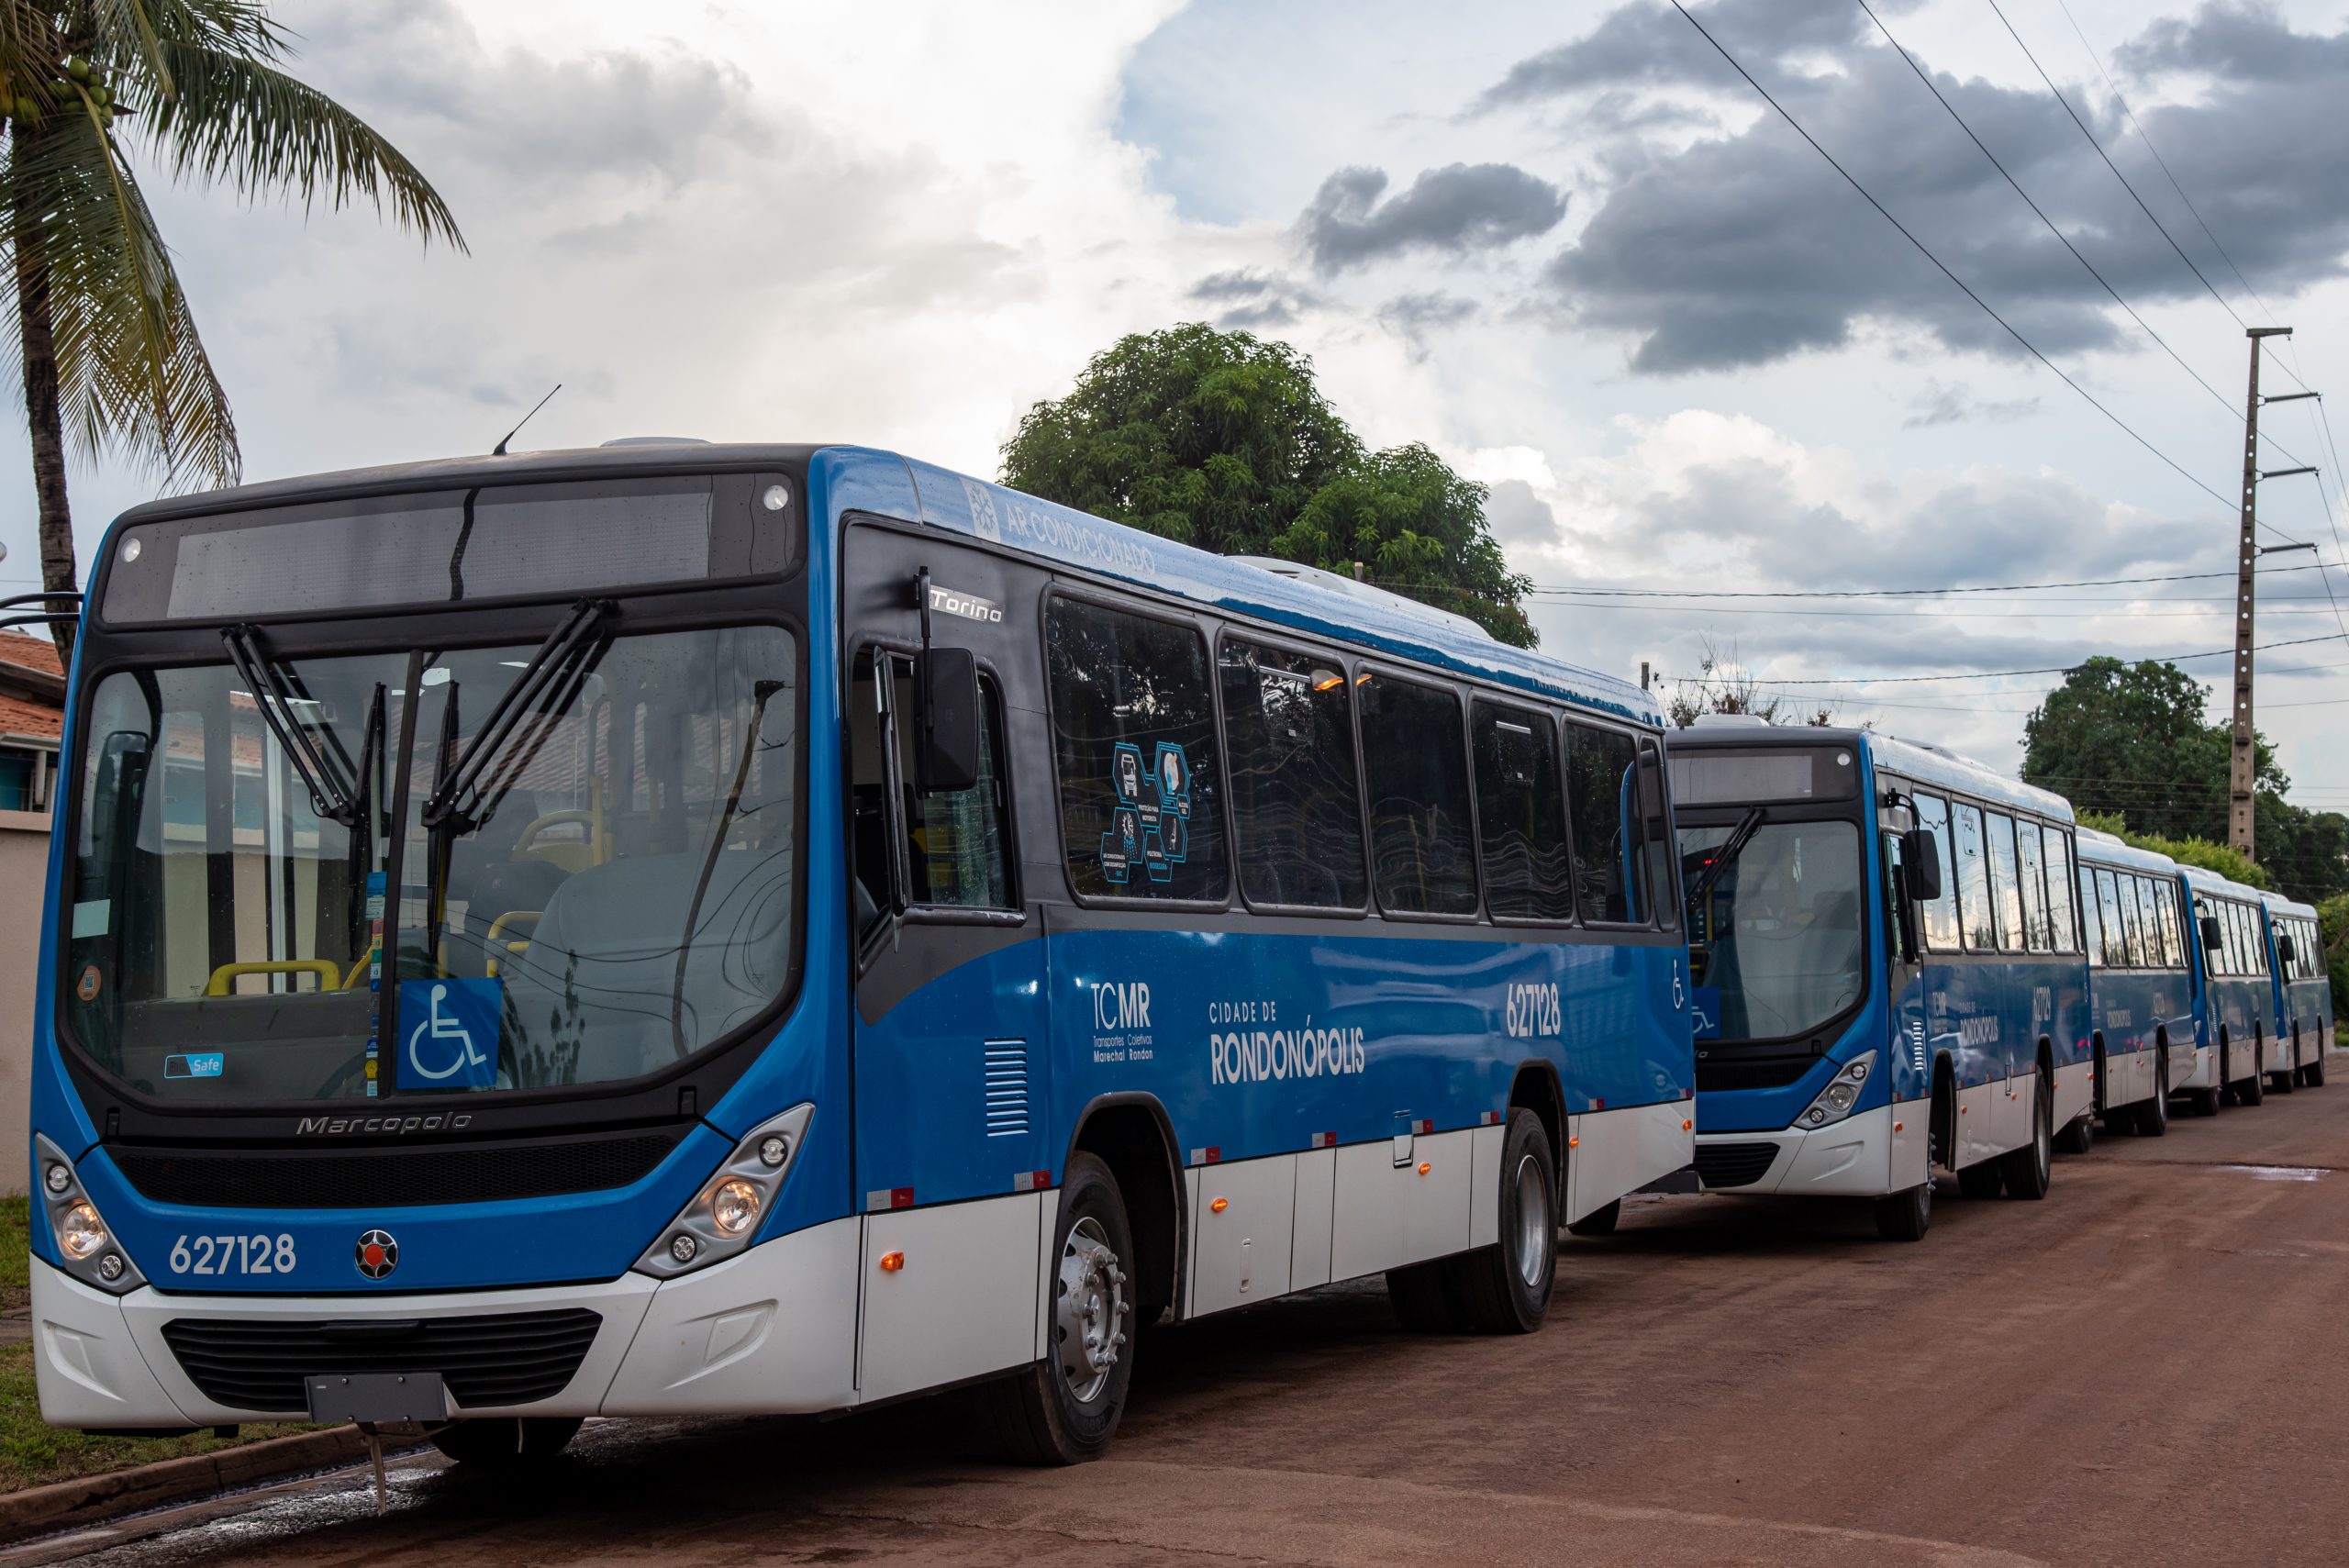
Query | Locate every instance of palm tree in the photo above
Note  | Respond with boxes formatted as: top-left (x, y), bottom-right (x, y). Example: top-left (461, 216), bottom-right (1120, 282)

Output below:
top-left (5, 3), bottom-right (462, 661)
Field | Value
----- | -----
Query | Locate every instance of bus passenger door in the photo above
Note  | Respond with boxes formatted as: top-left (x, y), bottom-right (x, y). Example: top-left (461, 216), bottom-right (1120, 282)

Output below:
top-left (1880, 823), bottom-right (1931, 1189)
top-left (842, 523), bottom-right (1052, 1402)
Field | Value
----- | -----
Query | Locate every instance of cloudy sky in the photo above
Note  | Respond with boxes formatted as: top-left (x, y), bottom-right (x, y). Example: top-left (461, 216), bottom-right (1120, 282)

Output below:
top-left (6, 0), bottom-right (2348, 822)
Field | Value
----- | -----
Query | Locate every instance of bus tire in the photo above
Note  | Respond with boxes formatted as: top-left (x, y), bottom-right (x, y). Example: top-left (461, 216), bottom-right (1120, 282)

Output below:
top-left (1565, 1199), bottom-right (1620, 1238)
top-left (1442, 1108), bottom-right (1558, 1336)
top-left (1999, 1074), bottom-right (2053, 1200)
top-left (2308, 1046), bottom-right (2327, 1088)
top-left (429, 1416), bottom-right (583, 1468)
top-left (1956, 1158), bottom-right (2002, 1199)
top-left (2197, 1044), bottom-right (2225, 1117)
top-left (2133, 1073), bottom-right (2169, 1138)
top-left (2238, 1045), bottom-right (2266, 1106)
top-left (1874, 1180), bottom-right (1932, 1242)
top-left (974, 1152), bottom-right (1134, 1465)
top-left (2054, 1112), bottom-right (2094, 1155)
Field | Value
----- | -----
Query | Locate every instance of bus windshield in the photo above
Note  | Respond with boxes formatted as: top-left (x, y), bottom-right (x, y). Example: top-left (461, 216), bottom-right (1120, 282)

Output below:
top-left (60, 624), bottom-right (798, 1105)
top-left (1680, 818), bottom-right (1865, 1043)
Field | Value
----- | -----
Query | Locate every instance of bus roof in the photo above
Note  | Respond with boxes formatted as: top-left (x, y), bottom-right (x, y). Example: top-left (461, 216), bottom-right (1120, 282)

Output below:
top-left (2259, 889), bottom-right (2319, 919)
top-left (870, 450), bottom-right (1659, 727)
top-left (2075, 828), bottom-right (2183, 876)
top-left (2177, 862), bottom-right (2267, 902)
top-left (95, 440), bottom-right (1660, 729)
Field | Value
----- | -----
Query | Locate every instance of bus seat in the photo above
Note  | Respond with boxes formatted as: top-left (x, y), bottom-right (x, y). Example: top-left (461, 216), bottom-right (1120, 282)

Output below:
top-left (503, 846), bottom-right (795, 1086)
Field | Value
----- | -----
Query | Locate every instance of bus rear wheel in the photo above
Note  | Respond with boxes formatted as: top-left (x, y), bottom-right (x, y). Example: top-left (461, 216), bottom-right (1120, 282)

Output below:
top-left (2000, 1075), bottom-right (2053, 1200)
top-left (2134, 1073), bottom-right (2169, 1138)
top-left (2055, 1111), bottom-right (2095, 1155)
top-left (429, 1416), bottom-right (583, 1468)
top-left (2238, 1048), bottom-right (2266, 1106)
top-left (1395, 1108), bottom-right (1557, 1336)
top-left (2308, 1044), bottom-right (2328, 1088)
top-left (974, 1152), bottom-right (1134, 1465)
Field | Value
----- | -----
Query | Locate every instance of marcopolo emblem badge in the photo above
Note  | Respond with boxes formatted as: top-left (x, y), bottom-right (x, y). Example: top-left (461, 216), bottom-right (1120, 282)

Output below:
top-left (354, 1229), bottom-right (399, 1281)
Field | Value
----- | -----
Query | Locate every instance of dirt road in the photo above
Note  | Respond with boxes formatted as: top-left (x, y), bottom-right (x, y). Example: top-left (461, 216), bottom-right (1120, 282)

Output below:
top-left (17, 1071), bottom-right (2349, 1567)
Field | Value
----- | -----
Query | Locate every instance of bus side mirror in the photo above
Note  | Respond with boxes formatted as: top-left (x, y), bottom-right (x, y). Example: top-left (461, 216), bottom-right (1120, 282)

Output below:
top-left (916, 646), bottom-right (981, 794)
top-left (2200, 916), bottom-right (2224, 952)
top-left (2277, 932), bottom-right (2298, 964)
top-left (1900, 827), bottom-right (1943, 903)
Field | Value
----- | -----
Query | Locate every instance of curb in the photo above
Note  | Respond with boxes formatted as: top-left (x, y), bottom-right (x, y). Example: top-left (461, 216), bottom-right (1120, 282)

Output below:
top-left (0, 1426), bottom-right (429, 1546)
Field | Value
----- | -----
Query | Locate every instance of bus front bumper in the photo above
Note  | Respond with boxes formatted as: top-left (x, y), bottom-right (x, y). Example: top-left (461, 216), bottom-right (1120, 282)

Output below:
top-left (1695, 1104), bottom-right (1900, 1198)
top-left (30, 1217), bottom-right (864, 1429)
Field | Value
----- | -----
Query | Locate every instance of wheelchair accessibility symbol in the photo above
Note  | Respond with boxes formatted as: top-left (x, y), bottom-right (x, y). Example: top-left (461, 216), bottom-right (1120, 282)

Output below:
top-left (398, 978), bottom-right (501, 1089)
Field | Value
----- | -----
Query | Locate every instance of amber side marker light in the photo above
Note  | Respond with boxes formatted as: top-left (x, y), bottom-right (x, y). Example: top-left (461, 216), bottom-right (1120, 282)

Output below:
top-left (879, 1251), bottom-right (906, 1273)
top-left (1417, 1162), bottom-right (1431, 1176)
top-left (1210, 1197), bottom-right (1228, 1213)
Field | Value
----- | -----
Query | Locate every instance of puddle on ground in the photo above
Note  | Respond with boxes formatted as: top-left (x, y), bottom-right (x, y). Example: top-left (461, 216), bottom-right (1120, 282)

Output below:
top-left (2216, 1164), bottom-right (2330, 1182)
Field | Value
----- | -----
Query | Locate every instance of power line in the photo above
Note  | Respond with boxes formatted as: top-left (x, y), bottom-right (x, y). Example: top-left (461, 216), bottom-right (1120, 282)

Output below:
top-left (1665, 0), bottom-right (2243, 517)
top-left (1658, 629), bottom-right (2348, 686)
top-left (1855, 0), bottom-right (2264, 437)
top-left (1384, 561), bottom-right (2349, 602)
top-left (1983, 0), bottom-right (2245, 328)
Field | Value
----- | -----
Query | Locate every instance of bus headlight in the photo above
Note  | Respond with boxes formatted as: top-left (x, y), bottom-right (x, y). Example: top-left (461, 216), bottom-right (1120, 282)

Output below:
top-left (634, 1104), bottom-right (812, 1280)
top-left (34, 1134), bottom-right (146, 1296)
top-left (1796, 1052), bottom-right (1877, 1131)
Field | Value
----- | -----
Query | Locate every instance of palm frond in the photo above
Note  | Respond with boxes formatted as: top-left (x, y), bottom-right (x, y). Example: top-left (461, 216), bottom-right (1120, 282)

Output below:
top-left (146, 41), bottom-right (463, 250)
top-left (7, 102), bottom-right (238, 487)
top-left (84, 0), bottom-right (173, 96)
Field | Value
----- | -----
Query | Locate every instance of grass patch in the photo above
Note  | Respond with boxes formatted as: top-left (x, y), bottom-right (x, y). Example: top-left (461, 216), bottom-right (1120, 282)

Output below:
top-left (0, 1342), bottom-right (314, 1493)
top-left (0, 1196), bottom-right (317, 1493)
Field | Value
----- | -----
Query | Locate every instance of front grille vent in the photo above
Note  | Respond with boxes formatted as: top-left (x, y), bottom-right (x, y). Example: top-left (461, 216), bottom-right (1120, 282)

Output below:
top-left (162, 1308), bottom-right (602, 1414)
top-left (1694, 1141), bottom-right (1782, 1190)
top-left (114, 1131), bottom-right (682, 1210)
top-left (984, 1041), bottom-right (1029, 1139)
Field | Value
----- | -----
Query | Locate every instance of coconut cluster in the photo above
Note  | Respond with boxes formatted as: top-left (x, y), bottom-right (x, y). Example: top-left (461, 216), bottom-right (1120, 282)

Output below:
top-left (6, 57), bottom-right (118, 127)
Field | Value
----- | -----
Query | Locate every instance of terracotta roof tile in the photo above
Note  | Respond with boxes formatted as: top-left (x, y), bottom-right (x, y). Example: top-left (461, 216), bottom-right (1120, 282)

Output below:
top-left (0, 691), bottom-right (60, 742)
top-left (0, 630), bottom-right (63, 678)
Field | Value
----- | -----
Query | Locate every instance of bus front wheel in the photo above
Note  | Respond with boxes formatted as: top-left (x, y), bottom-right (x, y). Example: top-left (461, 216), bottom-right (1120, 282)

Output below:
top-left (1874, 1179), bottom-right (1931, 1241)
top-left (975, 1152), bottom-right (1135, 1465)
top-left (1999, 1075), bottom-right (2053, 1200)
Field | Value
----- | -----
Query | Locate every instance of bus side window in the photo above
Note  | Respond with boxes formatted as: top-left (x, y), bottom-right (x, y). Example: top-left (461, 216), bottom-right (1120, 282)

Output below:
top-left (1913, 794), bottom-right (1961, 951)
top-left (1043, 597), bottom-right (1227, 904)
top-left (1636, 739), bottom-right (1678, 931)
top-left (1358, 673), bottom-right (1477, 917)
top-left (1953, 805), bottom-right (1995, 952)
top-left (2043, 829), bottom-right (2079, 953)
top-left (2097, 871), bottom-right (2128, 969)
top-left (893, 660), bottom-right (1013, 912)
top-left (1219, 638), bottom-right (1367, 911)
top-left (2079, 865), bottom-right (2103, 969)
top-left (2014, 819), bottom-right (2048, 952)
top-left (1564, 723), bottom-right (1639, 925)
top-left (1470, 699), bottom-right (1572, 921)
top-left (2134, 876), bottom-right (2169, 969)
top-left (1986, 812), bottom-right (2026, 951)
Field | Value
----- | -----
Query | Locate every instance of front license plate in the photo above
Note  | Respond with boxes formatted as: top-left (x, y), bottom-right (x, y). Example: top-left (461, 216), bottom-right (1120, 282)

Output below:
top-left (306, 1371), bottom-right (450, 1424)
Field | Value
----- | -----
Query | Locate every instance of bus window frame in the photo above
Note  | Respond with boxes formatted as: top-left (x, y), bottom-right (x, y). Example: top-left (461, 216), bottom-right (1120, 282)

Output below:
top-left (847, 634), bottom-right (1027, 940)
top-left (1354, 662), bottom-right (1486, 925)
top-left (1469, 694), bottom-right (1577, 931)
top-left (1564, 715), bottom-right (1661, 932)
top-left (1039, 584), bottom-right (1237, 917)
top-left (1211, 625), bottom-right (1374, 922)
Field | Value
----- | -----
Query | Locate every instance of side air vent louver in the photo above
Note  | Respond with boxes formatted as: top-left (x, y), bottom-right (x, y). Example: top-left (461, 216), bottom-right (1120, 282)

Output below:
top-left (161, 1308), bottom-right (602, 1414)
top-left (984, 1041), bottom-right (1029, 1139)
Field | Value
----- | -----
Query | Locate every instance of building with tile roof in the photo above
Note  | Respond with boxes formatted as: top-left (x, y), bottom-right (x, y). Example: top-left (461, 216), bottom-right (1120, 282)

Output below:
top-left (0, 631), bottom-right (63, 815)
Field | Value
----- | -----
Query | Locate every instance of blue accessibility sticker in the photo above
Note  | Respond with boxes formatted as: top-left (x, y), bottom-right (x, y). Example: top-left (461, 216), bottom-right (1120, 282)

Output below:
top-left (397, 978), bottom-right (502, 1090)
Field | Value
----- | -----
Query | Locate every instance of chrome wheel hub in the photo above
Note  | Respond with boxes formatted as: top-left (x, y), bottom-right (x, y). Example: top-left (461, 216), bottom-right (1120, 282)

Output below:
top-left (1054, 1215), bottom-right (1127, 1404)
top-left (1513, 1153), bottom-right (1551, 1289)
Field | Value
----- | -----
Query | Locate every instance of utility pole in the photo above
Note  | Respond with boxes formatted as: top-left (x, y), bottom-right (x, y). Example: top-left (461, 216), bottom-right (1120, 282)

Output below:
top-left (2233, 326), bottom-right (2293, 860)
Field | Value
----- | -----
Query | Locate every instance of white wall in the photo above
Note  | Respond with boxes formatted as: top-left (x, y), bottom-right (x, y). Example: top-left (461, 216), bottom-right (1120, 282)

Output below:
top-left (0, 806), bottom-right (50, 1195)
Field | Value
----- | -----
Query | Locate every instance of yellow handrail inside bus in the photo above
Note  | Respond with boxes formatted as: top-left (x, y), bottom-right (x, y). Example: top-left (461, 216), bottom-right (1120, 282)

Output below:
top-left (515, 809), bottom-right (596, 872)
top-left (484, 910), bottom-right (541, 978)
top-left (205, 960), bottom-right (340, 996)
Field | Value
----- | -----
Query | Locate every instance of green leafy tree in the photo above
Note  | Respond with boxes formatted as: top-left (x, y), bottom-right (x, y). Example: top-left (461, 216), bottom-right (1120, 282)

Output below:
top-left (6, 3), bottom-right (463, 660)
top-left (2035, 661), bottom-right (2347, 902)
top-left (2320, 893), bottom-right (2348, 1007)
top-left (1001, 322), bottom-right (1536, 647)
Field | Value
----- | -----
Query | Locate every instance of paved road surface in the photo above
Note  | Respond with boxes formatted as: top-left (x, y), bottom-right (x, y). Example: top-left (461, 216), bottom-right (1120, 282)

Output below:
top-left (17, 1068), bottom-right (2349, 1567)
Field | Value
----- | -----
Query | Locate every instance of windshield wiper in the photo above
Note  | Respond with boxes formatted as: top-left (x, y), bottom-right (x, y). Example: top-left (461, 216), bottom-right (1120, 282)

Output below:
top-left (220, 625), bottom-right (361, 826)
top-left (420, 598), bottom-right (610, 833)
top-left (1685, 806), bottom-right (1765, 921)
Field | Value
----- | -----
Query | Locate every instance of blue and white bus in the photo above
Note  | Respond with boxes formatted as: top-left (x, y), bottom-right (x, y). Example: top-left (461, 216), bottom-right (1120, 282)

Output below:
top-left (2072, 829), bottom-right (2195, 1140)
top-left (1670, 721), bottom-right (2087, 1241)
top-left (2258, 892), bottom-right (2332, 1091)
top-left (26, 442), bottom-right (1693, 1465)
top-left (2180, 865), bottom-right (2277, 1112)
